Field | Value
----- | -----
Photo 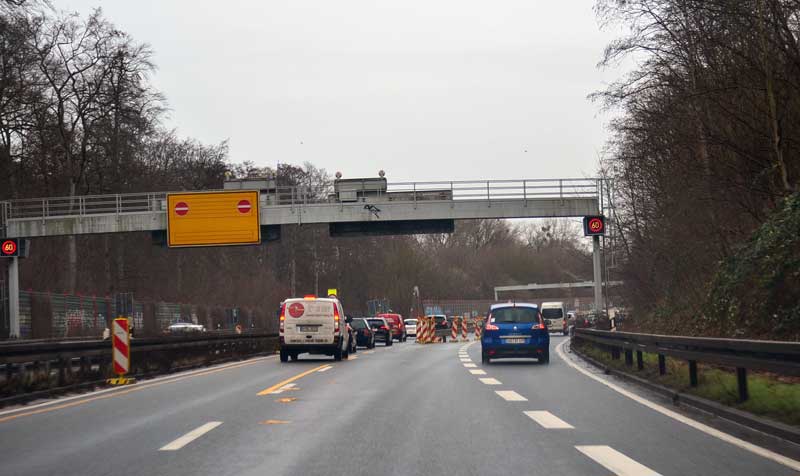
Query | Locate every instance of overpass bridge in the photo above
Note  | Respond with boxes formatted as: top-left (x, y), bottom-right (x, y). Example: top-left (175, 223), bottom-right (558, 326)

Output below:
top-left (0, 178), bottom-right (610, 338)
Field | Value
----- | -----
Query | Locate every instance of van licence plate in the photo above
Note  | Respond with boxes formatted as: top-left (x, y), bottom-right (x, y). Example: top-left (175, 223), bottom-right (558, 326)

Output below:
top-left (298, 326), bottom-right (318, 332)
top-left (503, 338), bottom-right (526, 344)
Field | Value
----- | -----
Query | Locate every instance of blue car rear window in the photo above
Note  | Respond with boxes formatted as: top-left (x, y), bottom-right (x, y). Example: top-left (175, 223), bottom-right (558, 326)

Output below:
top-left (491, 307), bottom-right (538, 323)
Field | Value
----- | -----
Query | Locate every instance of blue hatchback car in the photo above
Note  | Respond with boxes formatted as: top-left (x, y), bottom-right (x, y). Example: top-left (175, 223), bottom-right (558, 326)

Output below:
top-left (481, 303), bottom-right (550, 364)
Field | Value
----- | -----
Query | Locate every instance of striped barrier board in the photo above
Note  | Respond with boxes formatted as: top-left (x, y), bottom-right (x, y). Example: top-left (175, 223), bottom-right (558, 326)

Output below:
top-left (109, 317), bottom-right (135, 385)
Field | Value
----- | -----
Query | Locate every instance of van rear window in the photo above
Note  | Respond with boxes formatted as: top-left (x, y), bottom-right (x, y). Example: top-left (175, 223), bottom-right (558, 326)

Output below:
top-left (542, 309), bottom-right (564, 319)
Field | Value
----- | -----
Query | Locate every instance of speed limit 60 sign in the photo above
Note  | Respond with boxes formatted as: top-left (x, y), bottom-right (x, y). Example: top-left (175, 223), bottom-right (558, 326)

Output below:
top-left (583, 216), bottom-right (606, 236)
top-left (1, 238), bottom-right (29, 258)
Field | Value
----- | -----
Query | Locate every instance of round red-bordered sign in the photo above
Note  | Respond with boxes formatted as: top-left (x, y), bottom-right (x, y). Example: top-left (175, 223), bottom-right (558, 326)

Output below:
top-left (174, 201), bottom-right (189, 216)
top-left (1, 240), bottom-right (17, 256)
top-left (288, 302), bottom-right (305, 318)
top-left (588, 217), bottom-right (604, 234)
top-left (237, 199), bottom-right (251, 214)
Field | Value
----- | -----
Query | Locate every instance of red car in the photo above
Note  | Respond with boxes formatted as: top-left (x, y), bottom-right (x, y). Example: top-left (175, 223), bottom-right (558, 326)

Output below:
top-left (377, 313), bottom-right (406, 342)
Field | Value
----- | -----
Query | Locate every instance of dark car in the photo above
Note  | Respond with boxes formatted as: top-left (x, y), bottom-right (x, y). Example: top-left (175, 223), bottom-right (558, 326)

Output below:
top-left (481, 303), bottom-right (550, 364)
top-left (366, 318), bottom-right (393, 346)
top-left (350, 318), bottom-right (376, 348)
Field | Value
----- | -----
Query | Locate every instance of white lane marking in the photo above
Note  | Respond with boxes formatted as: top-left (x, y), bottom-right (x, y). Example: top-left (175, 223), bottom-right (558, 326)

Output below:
top-left (496, 390), bottom-right (527, 401)
top-left (463, 363), bottom-right (477, 368)
top-left (0, 356), bottom-right (275, 418)
top-left (364, 351), bottom-right (375, 354)
top-left (524, 411), bottom-right (574, 429)
top-left (459, 358), bottom-right (472, 362)
top-left (557, 341), bottom-right (800, 472)
top-left (349, 355), bottom-right (358, 360)
top-left (160, 422), bottom-right (222, 451)
top-left (469, 369), bottom-right (487, 375)
top-left (479, 378), bottom-right (502, 385)
top-left (317, 366), bottom-right (332, 373)
top-left (576, 446), bottom-right (662, 476)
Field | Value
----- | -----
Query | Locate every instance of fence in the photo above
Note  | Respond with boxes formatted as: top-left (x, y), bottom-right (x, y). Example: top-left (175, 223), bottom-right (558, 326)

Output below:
top-left (0, 279), bottom-right (7, 338)
top-left (10, 291), bottom-right (275, 340)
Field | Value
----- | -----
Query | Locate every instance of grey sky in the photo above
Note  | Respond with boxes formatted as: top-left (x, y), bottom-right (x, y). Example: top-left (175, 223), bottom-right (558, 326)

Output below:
top-left (63, 1), bottom-right (625, 182)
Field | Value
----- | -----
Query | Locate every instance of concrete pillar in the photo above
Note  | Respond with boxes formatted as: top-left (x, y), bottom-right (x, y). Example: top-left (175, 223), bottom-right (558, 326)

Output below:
top-left (9, 256), bottom-right (19, 338)
top-left (592, 236), bottom-right (603, 315)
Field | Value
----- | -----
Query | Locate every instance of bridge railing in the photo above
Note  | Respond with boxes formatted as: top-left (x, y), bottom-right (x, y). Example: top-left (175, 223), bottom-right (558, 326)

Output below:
top-left (572, 328), bottom-right (800, 402)
top-left (2, 178), bottom-right (602, 220)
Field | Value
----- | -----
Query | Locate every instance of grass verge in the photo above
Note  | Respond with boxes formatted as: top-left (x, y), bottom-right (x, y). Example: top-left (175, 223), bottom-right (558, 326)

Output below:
top-left (573, 340), bottom-right (800, 427)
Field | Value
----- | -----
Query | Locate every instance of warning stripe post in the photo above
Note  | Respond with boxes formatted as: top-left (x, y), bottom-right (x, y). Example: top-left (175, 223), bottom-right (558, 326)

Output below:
top-left (461, 315), bottom-right (468, 341)
top-left (451, 317), bottom-right (458, 342)
top-left (109, 317), bottom-right (135, 385)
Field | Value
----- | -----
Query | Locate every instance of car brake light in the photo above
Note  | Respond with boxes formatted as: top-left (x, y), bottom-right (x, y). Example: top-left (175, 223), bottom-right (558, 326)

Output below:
top-left (304, 294), bottom-right (316, 299)
top-left (486, 323), bottom-right (499, 331)
top-left (380, 325), bottom-right (388, 330)
top-left (532, 323), bottom-right (546, 330)
top-left (333, 304), bottom-right (340, 333)
top-left (279, 303), bottom-right (286, 334)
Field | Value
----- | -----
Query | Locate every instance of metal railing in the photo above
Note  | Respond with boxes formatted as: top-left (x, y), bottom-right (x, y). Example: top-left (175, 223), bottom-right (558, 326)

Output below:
top-left (1, 178), bottom-right (602, 221)
top-left (572, 329), bottom-right (800, 402)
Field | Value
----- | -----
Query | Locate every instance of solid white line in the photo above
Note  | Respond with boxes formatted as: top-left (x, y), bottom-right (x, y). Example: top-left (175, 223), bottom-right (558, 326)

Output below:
top-left (576, 446), bottom-right (661, 476)
top-left (463, 363), bottom-right (477, 368)
top-left (557, 341), bottom-right (800, 471)
top-left (524, 411), bottom-right (574, 429)
top-left (469, 369), bottom-right (487, 375)
top-left (496, 390), bottom-right (527, 401)
top-left (0, 356), bottom-right (275, 418)
top-left (159, 422), bottom-right (222, 451)
top-left (479, 378), bottom-right (502, 385)
top-left (317, 366), bottom-right (332, 373)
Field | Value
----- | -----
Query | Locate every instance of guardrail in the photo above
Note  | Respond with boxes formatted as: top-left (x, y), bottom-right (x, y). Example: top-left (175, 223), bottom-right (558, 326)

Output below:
top-left (0, 331), bottom-right (277, 404)
top-left (572, 329), bottom-right (800, 402)
top-left (1, 178), bottom-right (602, 221)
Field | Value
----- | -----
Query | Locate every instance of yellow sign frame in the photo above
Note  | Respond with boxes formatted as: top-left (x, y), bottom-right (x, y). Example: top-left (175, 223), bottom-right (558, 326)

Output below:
top-left (167, 190), bottom-right (261, 247)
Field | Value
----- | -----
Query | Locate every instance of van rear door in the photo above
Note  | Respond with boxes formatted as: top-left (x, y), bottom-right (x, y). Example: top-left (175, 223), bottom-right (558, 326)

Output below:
top-left (284, 299), bottom-right (335, 344)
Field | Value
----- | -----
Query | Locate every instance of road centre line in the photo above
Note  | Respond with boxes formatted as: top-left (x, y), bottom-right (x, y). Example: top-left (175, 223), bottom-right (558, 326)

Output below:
top-left (496, 390), bottom-right (527, 401)
top-left (524, 411), bottom-right (574, 429)
top-left (556, 341), bottom-right (800, 471)
top-left (575, 446), bottom-right (662, 476)
top-left (479, 378), bottom-right (502, 385)
top-left (160, 422), bottom-right (223, 451)
top-left (0, 357), bottom-right (272, 424)
top-left (257, 364), bottom-right (331, 396)
top-left (469, 369), bottom-right (487, 375)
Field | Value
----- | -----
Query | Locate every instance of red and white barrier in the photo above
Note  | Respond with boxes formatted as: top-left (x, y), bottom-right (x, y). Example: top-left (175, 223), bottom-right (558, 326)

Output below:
top-left (451, 318), bottom-right (458, 342)
top-left (112, 317), bottom-right (130, 375)
top-left (461, 315), bottom-right (468, 340)
top-left (473, 318), bottom-right (483, 340)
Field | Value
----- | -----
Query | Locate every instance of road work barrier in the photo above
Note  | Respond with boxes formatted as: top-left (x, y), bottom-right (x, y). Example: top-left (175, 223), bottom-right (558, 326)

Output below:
top-left (0, 331), bottom-right (277, 406)
top-left (451, 318), bottom-right (458, 342)
top-left (572, 329), bottom-right (800, 403)
top-left (461, 316), bottom-right (468, 340)
top-left (473, 318), bottom-right (483, 340)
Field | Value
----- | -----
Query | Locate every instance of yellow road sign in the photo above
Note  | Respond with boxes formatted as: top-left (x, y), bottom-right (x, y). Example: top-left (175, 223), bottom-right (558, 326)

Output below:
top-left (167, 191), bottom-right (261, 247)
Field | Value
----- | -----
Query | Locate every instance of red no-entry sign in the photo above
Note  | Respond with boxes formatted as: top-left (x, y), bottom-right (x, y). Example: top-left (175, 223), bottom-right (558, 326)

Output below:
top-left (174, 201), bottom-right (189, 216)
top-left (237, 199), bottom-right (252, 214)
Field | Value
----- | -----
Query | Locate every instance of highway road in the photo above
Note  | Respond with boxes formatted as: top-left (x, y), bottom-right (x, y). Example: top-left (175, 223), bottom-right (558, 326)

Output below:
top-left (0, 336), bottom-right (798, 476)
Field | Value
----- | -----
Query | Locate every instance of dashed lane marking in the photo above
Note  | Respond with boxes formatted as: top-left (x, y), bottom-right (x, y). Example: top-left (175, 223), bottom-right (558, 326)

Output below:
top-left (260, 420), bottom-right (290, 425)
top-left (575, 446), bottom-right (662, 476)
top-left (257, 364), bottom-right (330, 396)
top-left (269, 383), bottom-right (297, 395)
top-left (469, 369), bottom-right (487, 375)
top-left (317, 366), bottom-right (333, 373)
top-left (495, 390), bottom-right (527, 401)
top-left (479, 378), bottom-right (502, 385)
top-left (524, 411), bottom-right (574, 429)
top-left (557, 341), bottom-right (800, 472)
top-left (159, 422), bottom-right (222, 451)
top-left (463, 363), bottom-right (477, 368)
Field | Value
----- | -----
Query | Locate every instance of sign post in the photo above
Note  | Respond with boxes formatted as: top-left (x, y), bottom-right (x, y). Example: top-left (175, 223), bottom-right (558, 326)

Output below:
top-left (583, 216), bottom-right (606, 319)
top-left (108, 317), bottom-right (135, 385)
top-left (2, 238), bottom-right (29, 338)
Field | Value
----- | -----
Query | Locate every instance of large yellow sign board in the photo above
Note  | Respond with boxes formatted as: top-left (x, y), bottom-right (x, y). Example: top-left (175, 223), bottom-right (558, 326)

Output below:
top-left (167, 190), bottom-right (261, 247)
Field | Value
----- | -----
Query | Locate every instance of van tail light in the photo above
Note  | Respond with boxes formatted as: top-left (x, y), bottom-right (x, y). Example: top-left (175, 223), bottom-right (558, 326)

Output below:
top-left (333, 304), bottom-right (340, 333)
top-left (279, 303), bottom-right (286, 334)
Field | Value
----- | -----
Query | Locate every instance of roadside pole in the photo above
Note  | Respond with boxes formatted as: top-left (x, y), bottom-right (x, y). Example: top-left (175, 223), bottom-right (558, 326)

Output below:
top-left (592, 236), bottom-right (603, 315)
top-left (8, 256), bottom-right (19, 338)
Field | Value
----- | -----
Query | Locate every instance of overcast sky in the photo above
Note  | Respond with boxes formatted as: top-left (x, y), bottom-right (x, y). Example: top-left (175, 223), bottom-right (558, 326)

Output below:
top-left (62, 1), bottom-right (625, 182)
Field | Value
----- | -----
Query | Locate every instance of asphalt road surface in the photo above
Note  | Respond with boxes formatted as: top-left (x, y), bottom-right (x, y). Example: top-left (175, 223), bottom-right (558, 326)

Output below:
top-left (1, 336), bottom-right (798, 476)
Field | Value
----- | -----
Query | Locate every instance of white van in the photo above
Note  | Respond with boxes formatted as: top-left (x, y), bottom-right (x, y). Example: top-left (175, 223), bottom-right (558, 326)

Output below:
top-left (541, 302), bottom-right (567, 335)
top-left (279, 297), bottom-right (349, 362)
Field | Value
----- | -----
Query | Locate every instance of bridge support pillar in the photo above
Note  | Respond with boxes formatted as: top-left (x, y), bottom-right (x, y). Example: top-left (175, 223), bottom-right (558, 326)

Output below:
top-left (8, 256), bottom-right (19, 338)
